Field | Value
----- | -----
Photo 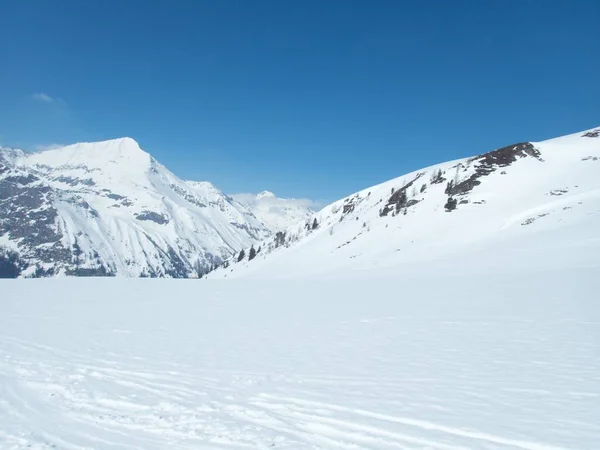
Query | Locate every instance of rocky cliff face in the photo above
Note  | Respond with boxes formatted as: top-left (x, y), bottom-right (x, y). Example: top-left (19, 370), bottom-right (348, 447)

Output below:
top-left (0, 138), bottom-right (270, 277)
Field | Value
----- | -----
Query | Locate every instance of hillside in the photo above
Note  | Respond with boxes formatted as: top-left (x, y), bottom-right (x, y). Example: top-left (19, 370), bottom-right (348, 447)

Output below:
top-left (210, 126), bottom-right (600, 279)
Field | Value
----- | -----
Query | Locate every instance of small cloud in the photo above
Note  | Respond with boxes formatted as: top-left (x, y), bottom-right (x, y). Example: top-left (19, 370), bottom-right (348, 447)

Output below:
top-left (232, 193), bottom-right (320, 210)
top-left (32, 93), bottom-right (55, 103)
top-left (35, 143), bottom-right (64, 151)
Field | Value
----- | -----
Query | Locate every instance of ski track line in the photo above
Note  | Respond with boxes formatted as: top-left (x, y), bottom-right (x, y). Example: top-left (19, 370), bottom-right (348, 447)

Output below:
top-left (2, 330), bottom-right (591, 449)
top-left (248, 400), bottom-right (468, 450)
top-left (2, 375), bottom-right (257, 450)
top-left (258, 394), bottom-right (570, 450)
top-left (219, 402), bottom-right (387, 450)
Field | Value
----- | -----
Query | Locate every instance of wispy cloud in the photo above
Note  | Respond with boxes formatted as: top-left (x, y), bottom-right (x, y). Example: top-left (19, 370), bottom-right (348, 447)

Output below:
top-left (232, 193), bottom-right (321, 209)
top-left (32, 93), bottom-right (55, 103)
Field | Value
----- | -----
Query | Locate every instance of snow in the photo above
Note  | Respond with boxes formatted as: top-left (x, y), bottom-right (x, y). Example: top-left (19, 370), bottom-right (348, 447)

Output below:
top-left (3, 138), bottom-right (272, 276)
top-left (1, 253), bottom-right (599, 448)
top-left (212, 127), bottom-right (600, 280)
top-left (1, 127), bottom-right (599, 447)
top-left (1, 137), bottom-right (321, 276)
top-left (232, 191), bottom-right (314, 232)
top-left (21, 138), bottom-right (152, 185)
top-left (257, 190), bottom-right (276, 199)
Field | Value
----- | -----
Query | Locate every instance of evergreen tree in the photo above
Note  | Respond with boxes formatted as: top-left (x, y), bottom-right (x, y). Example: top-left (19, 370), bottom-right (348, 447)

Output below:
top-left (398, 189), bottom-right (408, 208)
top-left (275, 231), bottom-right (286, 247)
top-left (237, 249), bottom-right (245, 262)
top-left (312, 217), bottom-right (318, 229)
top-left (431, 169), bottom-right (444, 184)
top-left (248, 245), bottom-right (257, 261)
top-left (444, 197), bottom-right (457, 212)
top-left (193, 260), bottom-right (204, 278)
top-left (72, 239), bottom-right (83, 269)
top-left (0, 250), bottom-right (21, 278)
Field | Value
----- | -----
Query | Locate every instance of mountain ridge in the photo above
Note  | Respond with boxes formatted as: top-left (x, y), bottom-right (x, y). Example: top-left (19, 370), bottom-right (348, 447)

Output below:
top-left (208, 125), bottom-right (600, 279)
top-left (2, 126), bottom-right (598, 278)
top-left (0, 138), bottom-right (290, 277)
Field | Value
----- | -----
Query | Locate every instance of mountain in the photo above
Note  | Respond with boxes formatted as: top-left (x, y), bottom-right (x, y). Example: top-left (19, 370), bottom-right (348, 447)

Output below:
top-left (209, 126), bottom-right (600, 279)
top-left (0, 138), bottom-right (271, 277)
top-left (231, 191), bottom-right (314, 232)
top-left (3, 127), bottom-right (598, 279)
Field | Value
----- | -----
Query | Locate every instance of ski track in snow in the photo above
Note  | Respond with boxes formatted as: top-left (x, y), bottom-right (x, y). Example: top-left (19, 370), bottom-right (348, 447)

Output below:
top-left (1, 269), bottom-right (599, 449)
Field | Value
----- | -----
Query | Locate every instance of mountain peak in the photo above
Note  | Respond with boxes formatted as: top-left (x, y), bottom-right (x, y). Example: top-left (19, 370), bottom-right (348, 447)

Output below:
top-left (21, 137), bottom-right (151, 171)
top-left (74, 137), bottom-right (146, 157)
top-left (100, 136), bottom-right (140, 148)
top-left (187, 180), bottom-right (217, 190)
top-left (257, 190), bottom-right (276, 199)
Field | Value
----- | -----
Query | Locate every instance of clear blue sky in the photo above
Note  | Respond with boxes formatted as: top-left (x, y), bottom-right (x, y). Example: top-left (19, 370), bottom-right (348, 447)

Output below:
top-left (1, 0), bottom-right (598, 202)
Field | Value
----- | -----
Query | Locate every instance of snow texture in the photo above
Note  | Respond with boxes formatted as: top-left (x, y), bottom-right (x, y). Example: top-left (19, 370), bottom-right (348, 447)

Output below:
top-left (211, 127), bottom-right (600, 280)
top-left (1, 257), bottom-right (599, 449)
top-left (0, 138), bottom-right (272, 277)
top-left (0, 127), bottom-right (599, 448)
top-left (231, 191), bottom-right (315, 232)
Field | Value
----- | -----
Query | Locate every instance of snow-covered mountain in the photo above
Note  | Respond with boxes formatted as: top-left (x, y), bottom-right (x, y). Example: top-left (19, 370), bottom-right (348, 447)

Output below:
top-left (231, 190), bottom-right (314, 231)
top-left (3, 127), bottom-right (598, 279)
top-left (210, 126), bottom-right (600, 279)
top-left (0, 138), bottom-right (271, 277)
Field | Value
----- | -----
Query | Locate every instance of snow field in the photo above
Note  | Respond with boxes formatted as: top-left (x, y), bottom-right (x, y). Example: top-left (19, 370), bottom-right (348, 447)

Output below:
top-left (1, 262), bottom-right (599, 449)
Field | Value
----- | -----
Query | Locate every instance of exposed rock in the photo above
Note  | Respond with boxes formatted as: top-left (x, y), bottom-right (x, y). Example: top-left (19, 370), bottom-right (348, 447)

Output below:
top-left (582, 129), bottom-right (600, 138)
top-left (135, 211), bottom-right (170, 225)
top-left (380, 172), bottom-right (425, 215)
top-left (549, 189), bottom-right (568, 196)
top-left (447, 142), bottom-right (543, 197)
top-left (53, 176), bottom-right (96, 186)
top-left (170, 184), bottom-right (207, 208)
top-left (106, 193), bottom-right (126, 200)
top-left (521, 213), bottom-right (549, 226)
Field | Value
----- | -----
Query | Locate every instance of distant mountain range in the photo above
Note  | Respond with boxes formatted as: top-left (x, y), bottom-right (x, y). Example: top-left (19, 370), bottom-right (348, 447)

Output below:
top-left (0, 138), bottom-right (312, 277)
top-left (2, 126), bottom-right (598, 279)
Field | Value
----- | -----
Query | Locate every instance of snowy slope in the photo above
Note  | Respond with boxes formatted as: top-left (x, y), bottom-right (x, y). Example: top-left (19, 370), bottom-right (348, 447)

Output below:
top-left (231, 190), bottom-right (314, 231)
top-left (210, 126), bottom-right (600, 279)
top-left (1, 260), bottom-right (598, 449)
top-left (0, 138), bottom-right (270, 277)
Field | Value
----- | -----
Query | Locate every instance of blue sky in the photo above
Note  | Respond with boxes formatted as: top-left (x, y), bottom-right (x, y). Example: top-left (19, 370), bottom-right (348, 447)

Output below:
top-left (1, 0), bottom-right (599, 202)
